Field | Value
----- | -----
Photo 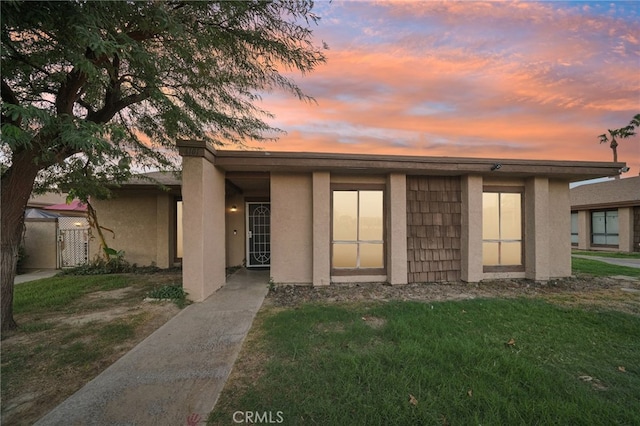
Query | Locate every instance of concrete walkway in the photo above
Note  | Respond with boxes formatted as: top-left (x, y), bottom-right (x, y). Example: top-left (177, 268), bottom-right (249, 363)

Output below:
top-left (14, 269), bottom-right (58, 284)
top-left (572, 254), bottom-right (640, 269)
top-left (35, 268), bottom-right (269, 426)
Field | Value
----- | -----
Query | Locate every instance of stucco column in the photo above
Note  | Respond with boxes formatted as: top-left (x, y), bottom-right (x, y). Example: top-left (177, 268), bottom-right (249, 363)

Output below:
top-left (313, 172), bottom-right (330, 286)
top-left (525, 177), bottom-right (550, 282)
top-left (577, 210), bottom-right (590, 250)
top-left (387, 173), bottom-right (408, 285)
top-left (461, 175), bottom-right (483, 282)
top-left (181, 153), bottom-right (226, 301)
top-left (618, 207), bottom-right (634, 252)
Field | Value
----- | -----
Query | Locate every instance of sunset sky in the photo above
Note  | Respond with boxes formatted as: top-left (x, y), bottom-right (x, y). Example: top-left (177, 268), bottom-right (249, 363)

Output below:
top-left (246, 1), bottom-right (640, 177)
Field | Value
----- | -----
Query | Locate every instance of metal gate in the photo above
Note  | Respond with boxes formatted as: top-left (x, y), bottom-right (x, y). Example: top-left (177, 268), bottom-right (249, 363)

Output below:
top-left (58, 217), bottom-right (89, 267)
top-left (246, 202), bottom-right (271, 267)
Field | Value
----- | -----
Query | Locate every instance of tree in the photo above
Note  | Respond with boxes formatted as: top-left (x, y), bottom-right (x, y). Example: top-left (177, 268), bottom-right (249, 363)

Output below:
top-left (598, 113), bottom-right (640, 166)
top-left (1, 1), bottom-right (326, 331)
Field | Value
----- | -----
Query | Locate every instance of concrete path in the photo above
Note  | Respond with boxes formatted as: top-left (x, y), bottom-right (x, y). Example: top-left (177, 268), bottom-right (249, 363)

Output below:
top-left (35, 268), bottom-right (269, 426)
top-left (14, 269), bottom-right (58, 284)
top-left (572, 254), bottom-right (640, 269)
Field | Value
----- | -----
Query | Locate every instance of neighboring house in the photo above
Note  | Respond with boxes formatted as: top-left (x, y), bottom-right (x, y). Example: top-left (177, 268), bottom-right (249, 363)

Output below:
top-left (570, 176), bottom-right (640, 253)
top-left (23, 194), bottom-right (90, 270)
top-left (87, 171), bottom-right (182, 268)
top-left (168, 140), bottom-right (623, 301)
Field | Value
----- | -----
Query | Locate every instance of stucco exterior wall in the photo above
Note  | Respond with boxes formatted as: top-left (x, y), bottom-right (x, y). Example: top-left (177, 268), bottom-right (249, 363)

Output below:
top-left (90, 193), bottom-right (157, 265)
top-left (548, 180), bottom-right (571, 278)
top-left (182, 156), bottom-right (226, 301)
top-left (89, 192), bottom-right (175, 268)
top-left (225, 194), bottom-right (246, 267)
top-left (23, 220), bottom-right (58, 270)
top-left (270, 173), bottom-right (313, 284)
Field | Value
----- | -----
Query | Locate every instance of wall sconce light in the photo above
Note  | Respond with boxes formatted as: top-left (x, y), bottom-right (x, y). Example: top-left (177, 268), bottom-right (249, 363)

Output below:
top-left (619, 166), bottom-right (630, 174)
top-left (73, 222), bottom-right (83, 227)
top-left (490, 163), bottom-right (502, 171)
top-left (230, 205), bottom-right (237, 212)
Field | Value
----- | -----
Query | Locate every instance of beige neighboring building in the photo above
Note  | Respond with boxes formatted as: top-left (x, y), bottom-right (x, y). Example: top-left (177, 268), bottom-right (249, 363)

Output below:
top-left (87, 172), bottom-right (182, 268)
top-left (165, 140), bottom-right (623, 302)
top-left (570, 176), bottom-right (640, 253)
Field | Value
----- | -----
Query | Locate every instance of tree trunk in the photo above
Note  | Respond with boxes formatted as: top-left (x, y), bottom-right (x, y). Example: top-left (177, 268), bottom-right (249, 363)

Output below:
top-left (610, 139), bottom-right (619, 180)
top-left (1, 150), bottom-right (42, 332)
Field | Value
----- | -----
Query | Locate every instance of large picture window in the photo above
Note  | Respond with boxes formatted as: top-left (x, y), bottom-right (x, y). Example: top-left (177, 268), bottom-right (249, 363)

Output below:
top-left (483, 190), bottom-right (523, 269)
top-left (591, 210), bottom-right (618, 245)
top-left (332, 189), bottom-right (384, 271)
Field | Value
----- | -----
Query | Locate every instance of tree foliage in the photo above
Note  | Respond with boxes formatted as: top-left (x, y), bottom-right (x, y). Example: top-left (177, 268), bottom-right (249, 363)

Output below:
top-left (2, 0), bottom-right (326, 188)
top-left (0, 0), bottom-right (326, 331)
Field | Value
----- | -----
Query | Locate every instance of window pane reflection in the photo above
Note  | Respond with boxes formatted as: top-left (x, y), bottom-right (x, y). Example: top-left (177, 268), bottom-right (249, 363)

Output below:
top-left (482, 191), bottom-right (522, 267)
top-left (359, 191), bottom-right (383, 241)
top-left (333, 191), bottom-right (358, 241)
top-left (332, 190), bottom-right (384, 270)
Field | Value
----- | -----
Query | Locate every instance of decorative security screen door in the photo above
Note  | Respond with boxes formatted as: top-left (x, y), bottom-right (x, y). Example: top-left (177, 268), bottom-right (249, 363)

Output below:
top-left (246, 202), bottom-right (271, 267)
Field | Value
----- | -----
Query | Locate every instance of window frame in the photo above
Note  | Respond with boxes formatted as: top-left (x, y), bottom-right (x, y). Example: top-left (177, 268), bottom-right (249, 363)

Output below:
top-left (331, 183), bottom-right (386, 276)
top-left (590, 209), bottom-right (619, 247)
top-left (482, 186), bottom-right (525, 273)
top-left (174, 197), bottom-right (183, 263)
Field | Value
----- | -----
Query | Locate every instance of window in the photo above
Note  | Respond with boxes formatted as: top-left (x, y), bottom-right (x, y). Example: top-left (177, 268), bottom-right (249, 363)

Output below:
top-left (571, 212), bottom-right (579, 245)
top-left (332, 190), bottom-right (384, 271)
top-left (591, 210), bottom-right (618, 245)
top-left (483, 190), bottom-right (523, 269)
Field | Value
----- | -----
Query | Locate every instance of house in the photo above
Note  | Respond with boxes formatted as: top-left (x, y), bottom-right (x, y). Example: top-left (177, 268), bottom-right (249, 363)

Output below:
top-left (570, 176), bottom-right (640, 253)
top-left (87, 171), bottom-right (182, 267)
top-left (171, 140), bottom-right (623, 301)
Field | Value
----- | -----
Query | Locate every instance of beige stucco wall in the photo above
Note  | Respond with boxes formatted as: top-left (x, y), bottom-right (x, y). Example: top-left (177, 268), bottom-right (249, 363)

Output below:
top-left (89, 192), bottom-right (175, 268)
top-left (182, 156), bottom-right (226, 301)
top-left (23, 220), bottom-right (58, 270)
top-left (225, 194), bottom-right (246, 267)
top-left (548, 179), bottom-right (571, 278)
top-left (270, 173), bottom-right (313, 284)
top-left (618, 207), bottom-right (634, 252)
top-left (387, 173), bottom-right (408, 285)
top-left (461, 175), bottom-right (483, 282)
top-left (313, 172), bottom-right (331, 286)
top-left (90, 193), bottom-right (157, 265)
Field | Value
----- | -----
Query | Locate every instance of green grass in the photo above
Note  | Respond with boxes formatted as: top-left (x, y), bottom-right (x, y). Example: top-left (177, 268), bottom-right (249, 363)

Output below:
top-left (572, 250), bottom-right (640, 259)
top-left (13, 274), bottom-right (129, 314)
top-left (210, 299), bottom-right (640, 425)
top-left (572, 257), bottom-right (640, 277)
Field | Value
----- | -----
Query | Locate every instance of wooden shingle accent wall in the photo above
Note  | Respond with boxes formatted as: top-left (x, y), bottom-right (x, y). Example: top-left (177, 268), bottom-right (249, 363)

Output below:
top-left (406, 176), bottom-right (462, 282)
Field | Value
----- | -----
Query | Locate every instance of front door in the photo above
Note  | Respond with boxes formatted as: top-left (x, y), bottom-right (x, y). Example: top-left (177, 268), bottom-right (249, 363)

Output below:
top-left (246, 202), bottom-right (271, 267)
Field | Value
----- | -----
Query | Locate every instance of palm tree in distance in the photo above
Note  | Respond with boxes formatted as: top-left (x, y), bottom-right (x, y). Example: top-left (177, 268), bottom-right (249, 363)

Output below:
top-left (598, 114), bottom-right (640, 178)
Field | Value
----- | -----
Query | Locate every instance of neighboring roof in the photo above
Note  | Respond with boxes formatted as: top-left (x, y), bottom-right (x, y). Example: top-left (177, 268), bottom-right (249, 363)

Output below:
top-left (177, 140), bottom-right (625, 182)
top-left (27, 192), bottom-right (68, 208)
top-left (571, 176), bottom-right (640, 209)
top-left (43, 199), bottom-right (87, 212)
top-left (25, 208), bottom-right (61, 219)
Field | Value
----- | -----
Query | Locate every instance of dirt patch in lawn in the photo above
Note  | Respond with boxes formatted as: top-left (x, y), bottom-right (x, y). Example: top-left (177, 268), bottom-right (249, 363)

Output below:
top-left (1, 272), bottom-right (183, 426)
top-left (265, 275), bottom-right (640, 315)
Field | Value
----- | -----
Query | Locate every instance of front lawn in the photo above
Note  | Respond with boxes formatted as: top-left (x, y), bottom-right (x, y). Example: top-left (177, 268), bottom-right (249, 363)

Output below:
top-left (1, 272), bottom-right (183, 425)
top-left (572, 257), bottom-right (640, 278)
top-left (210, 299), bottom-right (640, 425)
